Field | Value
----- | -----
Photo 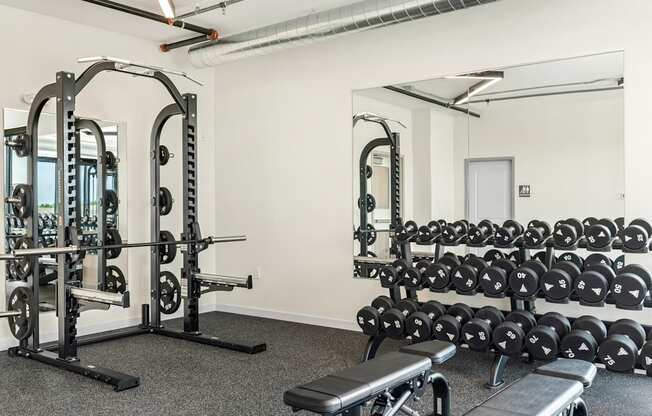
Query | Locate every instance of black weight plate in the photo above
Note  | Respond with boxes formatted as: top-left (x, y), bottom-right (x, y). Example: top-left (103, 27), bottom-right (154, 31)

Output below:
top-left (611, 273), bottom-right (647, 308)
top-left (357, 194), bottom-right (376, 213)
top-left (7, 286), bottom-right (34, 341)
top-left (11, 237), bottom-right (33, 281)
top-left (558, 252), bottom-right (584, 271)
top-left (608, 319), bottom-right (646, 348)
top-left (574, 271), bottom-right (608, 303)
top-left (509, 267), bottom-right (539, 298)
top-left (451, 264), bottom-right (478, 293)
top-left (585, 253), bottom-right (612, 268)
top-left (105, 228), bottom-right (122, 259)
top-left (406, 311), bottom-right (433, 342)
top-left (104, 189), bottom-right (119, 215)
top-left (365, 165), bottom-right (373, 179)
top-left (356, 224), bottom-right (377, 245)
top-left (105, 265), bottom-right (127, 294)
top-left (159, 230), bottom-right (177, 264)
top-left (483, 249), bottom-right (505, 263)
top-left (159, 271), bottom-right (181, 315)
top-left (159, 145), bottom-right (170, 166)
top-left (424, 263), bottom-right (451, 290)
top-left (10, 184), bottom-right (32, 219)
top-left (585, 224), bottom-right (612, 248)
top-left (357, 306), bottom-right (380, 335)
top-left (623, 224), bottom-right (649, 251)
top-left (159, 187), bottom-right (173, 216)
top-left (478, 266), bottom-right (508, 296)
top-left (553, 223), bottom-right (578, 248)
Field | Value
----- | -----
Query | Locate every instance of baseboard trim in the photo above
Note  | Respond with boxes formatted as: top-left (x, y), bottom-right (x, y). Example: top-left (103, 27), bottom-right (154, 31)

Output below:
top-left (212, 303), bottom-right (360, 332)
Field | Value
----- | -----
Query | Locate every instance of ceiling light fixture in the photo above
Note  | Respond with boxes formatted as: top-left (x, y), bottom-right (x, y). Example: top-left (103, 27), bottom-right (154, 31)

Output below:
top-left (158, 0), bottom-right (176, 19)
top-left (451, 71), bottom-right (504, 105)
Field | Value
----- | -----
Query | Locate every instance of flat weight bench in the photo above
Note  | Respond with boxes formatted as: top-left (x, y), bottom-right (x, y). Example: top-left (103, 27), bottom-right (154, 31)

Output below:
top-left (465, 359), bottom-right (597, 416)
top-left (284, 340), bottom-right (457, 416)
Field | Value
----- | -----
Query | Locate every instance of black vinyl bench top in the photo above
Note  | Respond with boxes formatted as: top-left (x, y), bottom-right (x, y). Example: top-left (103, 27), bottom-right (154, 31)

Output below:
top-left (283, 341), bottom-right (455, 414)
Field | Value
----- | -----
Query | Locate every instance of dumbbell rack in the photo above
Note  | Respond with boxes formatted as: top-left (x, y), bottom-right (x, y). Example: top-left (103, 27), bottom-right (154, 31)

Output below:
top-left (360, 219), bottom-right (652, 388)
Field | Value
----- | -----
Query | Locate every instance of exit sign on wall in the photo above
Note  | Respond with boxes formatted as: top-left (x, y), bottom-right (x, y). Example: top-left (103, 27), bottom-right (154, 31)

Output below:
top-left (519, 185), bottom-right (531, 197)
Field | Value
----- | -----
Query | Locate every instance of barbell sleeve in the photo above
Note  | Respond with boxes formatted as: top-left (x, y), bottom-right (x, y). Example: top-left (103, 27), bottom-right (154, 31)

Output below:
top-left (0, 310), bottom-right (22, 318)
top-left (70, 287), bottom-right (129, 307)
top-left (353, 256), bottom-right (394, 265)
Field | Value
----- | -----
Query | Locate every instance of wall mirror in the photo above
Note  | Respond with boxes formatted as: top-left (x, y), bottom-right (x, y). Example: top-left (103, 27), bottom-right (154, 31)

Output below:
top-left (3, 108), bottom-right (126, 313)
top-left (353, 52), bottom-right (625, 280)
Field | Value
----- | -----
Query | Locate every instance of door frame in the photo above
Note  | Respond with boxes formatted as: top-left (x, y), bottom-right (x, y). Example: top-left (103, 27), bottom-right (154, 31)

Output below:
top-left (464, 157), bottom-right (515, 222)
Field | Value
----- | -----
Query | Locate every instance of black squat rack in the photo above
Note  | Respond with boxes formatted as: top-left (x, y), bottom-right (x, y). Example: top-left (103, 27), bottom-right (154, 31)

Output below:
top-left (0, 57), bottom-right (265, 391)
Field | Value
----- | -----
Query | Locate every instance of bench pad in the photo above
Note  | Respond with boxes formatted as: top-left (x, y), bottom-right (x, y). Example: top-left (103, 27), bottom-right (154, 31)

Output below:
top-left (399, 340), bottom-right (457, 364)
top-left (534, 358), bottom-right (597, 387)
top-left (464, 374), bottom-right (583, 416)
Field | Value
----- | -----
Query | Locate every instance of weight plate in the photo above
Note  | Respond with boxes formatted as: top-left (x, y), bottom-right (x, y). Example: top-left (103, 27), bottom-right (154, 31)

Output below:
top-left (105, 265), bottom-right (127, 294)
top-left (7, 286), bottom-right (34, 341)
top-left (159, 230), bottom-right (177, 264)
top-left (483, 249), bottom-right (505, 263)
top-left (159, 271), bottom-right (181, 315)
top-left (11, 237), bottom-right (33, 281)
top-left (356, 224), bottom-right (377, 245)
top-left (10, 184), bottom-right (32, 219)
top-left (105, 228), bottom-right (123, 259)
top-left (478, 266), bottom-right (508, 296)
top-left (159, 187), bottom-right (173, 216)
top-left (558, 252), bottom-right (584, 271)
top-left (105, 151), bottom-right (117, 169)
top-left (424, 263), bottom-right (451, 290)
top-left (357, 194), bottom-right (376, 213)
top-left (105, 189), bottom-right (119, 215)
top-left (159, 145), bottom-right (170, 166)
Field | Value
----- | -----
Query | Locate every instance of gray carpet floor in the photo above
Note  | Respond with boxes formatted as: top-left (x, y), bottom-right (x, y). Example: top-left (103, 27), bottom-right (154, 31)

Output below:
top-left (1, 311), bottom-right (651, 415)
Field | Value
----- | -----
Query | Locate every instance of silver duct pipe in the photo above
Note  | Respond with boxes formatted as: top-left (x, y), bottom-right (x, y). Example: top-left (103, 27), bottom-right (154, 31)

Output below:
top-left (189, 0), bottom-right (499, 67)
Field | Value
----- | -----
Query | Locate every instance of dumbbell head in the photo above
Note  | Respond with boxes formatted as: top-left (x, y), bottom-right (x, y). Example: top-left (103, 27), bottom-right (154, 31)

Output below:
top-left (462, 306), bottom-right (504, 351)
top-left (574, 262), bottom-right (616, 305)
top-left (433, 303), bottom-right (474, 344)
top-left (532, 251), bottom-right (556, 265)
top-left (525, 312), bottom-right (571, 361)
top-left (417, 221), bottom-right (442, 243)
top-left (584, 253), bottom-right (612, 268)
top-left (423, 263), bottom-right (451, 291)
top-left (613, 255), bottom-right (626, 273)
top-left (540, 261), bottom-right (581, 302)
top-left (405, 300), bottom-right (447, 343)
top-left (553, 218), bottom-right (583, 248)
top-left (378, 260), bottom-right (409, 288)
top-left (509, 260), bottom-right (548, 300)
top-left (493, 310), bottom-right (537, 356)
top-left (585, 218), bottom-right (618, 249)
top-left (598, 319), bottom-right (647, 372)
top-left (402, 265), bottom-right (425, 289)
top-left (558, 252), bottom-right (584, 271)
top-left (524, 220), bottom-right (552, 247)
top-left (478, 258), bottom-right (516, 297)
top-left (438, 253), bottom-right (461, 270)
top-left (468, 219), bottom-right (494, 244)
top-left (483, 249), bottom-right (505, 263)
top-left (395, 221), bottom-right (418, 242)
top-left (380, 298), bottom-right (419, 339)
top-left (623, 218), bottom-right (652, 251)
top-left (442, 220), bottom-right (468, 243)
top-left (582, 217), bottom-right (598, 229)
top-left (641, 337), bottom-right (652, 374)
top-left (560, 315), bottom-right (607, 362)
top-left (451, 258), bottom-right (488, 294)
top-left (494, 220), bottom-right (524, 246)
top-left (611, 264), bottom-right (651, 309)
top-left (356, 296), bottom-right (394, 335)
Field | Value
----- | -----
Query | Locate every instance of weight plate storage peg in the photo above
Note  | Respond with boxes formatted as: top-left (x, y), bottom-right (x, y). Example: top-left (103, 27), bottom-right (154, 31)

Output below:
top-left (105, 265), bottom-right (127, 294)
top-left (405, 300), bottom-right (447, 343)
top-left (8, 184), bottom-right (32, 219)
top-left (356, 296), bottom-right (394, 336)
top-left (610, 264), bottom-right (651, 310)
top-left (380, 299), bottom-right (419, 339)
top-left (433, 303), bottom-right (474, 344)
top-left (508, 260), bottom-right (548, 300)
top-left (492, 310), bottom-right (537, 357)
top-left (560, 315), bottom-right (607, 362)
top-left (105, 228), bottom-right (123, 259)
top-left (357, 194), bottom-right (376, 213)
top-left (462, 306), bottom-right (504, 351)
top-left (540, 260), bottom-right (581, 303)
top-left (159, 187), bottom-right (173, 216)
top-left (623, 218), bottom-right (652, 252)
top-left (598, 319), bottom-right (646, 372)
top-left (159, 271), bottom-right (182, 315)
top-left (525, 312), bottom-right (571, 361)
top-left (159, 145), bottom-right (171, 166)
top-left (7, 286), bottom-right (34, 341)
top-left (105, 189), bottom-right (119, 215)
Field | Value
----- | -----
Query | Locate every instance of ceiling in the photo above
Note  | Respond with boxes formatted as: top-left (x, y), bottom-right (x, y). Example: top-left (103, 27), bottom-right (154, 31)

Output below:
top-left (0, 0), bottom-right (359, 44)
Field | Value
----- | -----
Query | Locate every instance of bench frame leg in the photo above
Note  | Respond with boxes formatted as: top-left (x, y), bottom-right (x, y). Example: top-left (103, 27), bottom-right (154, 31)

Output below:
top-left (430, 373), bottom-right (451, 416)
top-left (486, 354), bottom-right (509, 389)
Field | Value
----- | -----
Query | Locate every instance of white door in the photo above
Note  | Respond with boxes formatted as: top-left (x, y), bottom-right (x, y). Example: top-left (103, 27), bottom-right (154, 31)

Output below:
top-left (466, 159), bottom-right (513, 226)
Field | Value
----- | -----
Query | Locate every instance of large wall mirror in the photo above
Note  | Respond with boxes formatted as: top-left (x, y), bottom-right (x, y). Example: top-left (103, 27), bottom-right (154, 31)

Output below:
top-left (353, 52), bottom-right (625, 282)
top-left (3, 108), bottom-right (126, 314)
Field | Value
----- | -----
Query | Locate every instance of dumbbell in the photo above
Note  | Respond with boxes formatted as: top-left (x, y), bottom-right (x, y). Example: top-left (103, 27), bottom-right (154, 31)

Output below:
top-left (532, 251), bottom-right (556, 265)
top-left (506, 250), bottom-right (521, 265)
top-left (423, 254), bottom-right (461, 292)
top-left (356, 296), bottom-right (394, 336)
top-left (494, 220), bottom-right (524, 247)
top-left (492, 310), bottom-right (537, 357)
top-left (483, 249), bottom-right (505, 263)
top-left (461, 306), bottom-right (504, 351)
top-left (523, 220), bottom-right (552, 247)
top-left (405, 300), bottom-right (447, 343)
top-left (433, 303), bottom-right (474, 343)
top-left (441, 220), bottom-right (469, 244)
top-left (468, 220), bottom-right (495, 245)
top-left (451, 256), bottom-right (489, 294)
top-left (560, 315), bottom-right (607, 362)
top-left (478, 257), bottom-right (517, 298)
top-left (584, 253), bottom-right (612, 268)
top-left (508, 260), bottom-right (548, 300)
top-left (417, 221), bottom-right (442, 243)
top-left (598, 319), bottom-right (647, 372)
top-left (395, 220), bottom-right (419, 242)
top-left (380, 298), bottom-right (420, 339)
top-left (585, 218), bottom-right (619, 250)
top-left (613, 254), bottom-right (625, 273)
top-left (574, 261), bottom-right (616, 306)
top-left (623, 218), bottom-right (652, 252)
top-left (553, 218), bottom-right (584, 248)
top-left (540, 260), bottom-right (581, 303)
top-left (402, 260), bottom-right (431, 289)
top-left (558, 252), bottom-right (584, 270)
top-left (525, 312), bottom-right (571, 361)
top-left (640, 330), bottom-right (652, 375)
top-left (582, 217), bottom-right (598, 230)
top-left (610, 264), bottom-right (652, 310)
top-left (378, 259), bottom-right (409, 288)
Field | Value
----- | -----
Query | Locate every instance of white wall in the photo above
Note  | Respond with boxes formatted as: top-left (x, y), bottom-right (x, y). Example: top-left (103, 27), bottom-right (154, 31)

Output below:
top-left (0, 4), bottom-right (216, 349)
top-left (210, 0), bottom-right (652, 328)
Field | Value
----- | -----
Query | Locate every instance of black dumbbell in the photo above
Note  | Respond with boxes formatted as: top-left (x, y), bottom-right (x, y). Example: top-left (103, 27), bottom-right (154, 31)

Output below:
top-left (532, 251), bottom-right (556, 265)
top-left (640, 331), bottom-right (652, 375)
top-left (451, 257), bottom-right (489, 294)
top-left (380, 298), bottom-right (420, 339)
top-left (523, 220), bottom-right (552, 247)
top-left (506, 250), bottom-right (521, 265)
top-left (560, 315), bottom-right (607, 362)
top-left (461, 306), bottom-right (504, 351)
top-left (492, 310), bottom-right (537, 357)
top-left (405, 300), bottom-right (447, 343)
top-left (540, 260), bottom-right (581, 303)
top-left (585, 218), bottom-right (618, 250)
top-left (478, 258), bottom-right (517, 298)
top-left (468, 220), bottom-right (495, 245)
top-left (417, 221), bottom-right (442, 243)
top-left (525, 312), bottom-right (571, 361)
top-left (611, 264), bottom-right (652, 310)
top-left (483, 249), bottom-right (505, 263)
top-left (553, 218), bottom-right (584, 248)
top-left (613, 254), bottom-right (625, 273)
top-left (508, 260), bottom-right (548, 300)
top-left (623, 218), bottom-right (652, 252)
top-left (424, 253), bottom-right (461, 292)
top-left (356, 296), bottom-right (395, 335)
top-left (378, 259), bottom-right (409, 288)
top-left (494, 220), bottom-right (524, 247)
top-left (574, 261), bottom-right (616, 306)
top-left (433, 303), bottom-right (474, 344)
top-left (441, 220), bottom-right (469, 244)
top-left (395, 220), bottom-right (418, 242)
top-left (598, 319), bottom-right (647, 372)
top-left (403, 260), bottom-right (431, 289)
top-left (558, 252), bottom-right (584, 271)
top-left (582, 217), bottom-right (598, 230)
top-left (584, 253), bottom-right (612, 268)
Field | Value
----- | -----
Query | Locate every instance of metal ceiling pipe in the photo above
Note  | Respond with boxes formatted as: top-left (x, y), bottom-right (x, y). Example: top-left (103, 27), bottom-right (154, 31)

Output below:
top-left (189, 0), bottom-right (500, 67)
